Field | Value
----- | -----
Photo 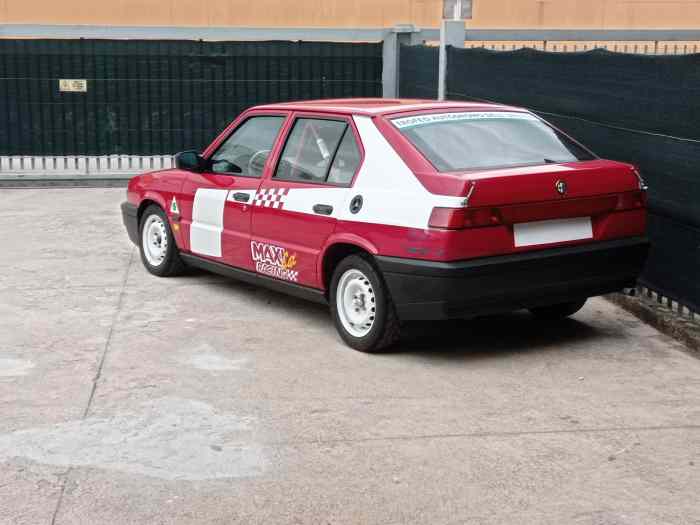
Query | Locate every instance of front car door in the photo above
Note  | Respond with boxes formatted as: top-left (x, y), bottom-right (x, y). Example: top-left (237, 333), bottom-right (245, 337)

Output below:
top-left (251, 113), bottom-right (363, 288)
top-left (180, 112), bottom-right (288, 270)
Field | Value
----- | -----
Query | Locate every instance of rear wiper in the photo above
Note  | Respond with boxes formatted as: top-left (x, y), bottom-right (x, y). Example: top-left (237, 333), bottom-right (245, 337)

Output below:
top-left (543, 158), bottom-right (559, 164)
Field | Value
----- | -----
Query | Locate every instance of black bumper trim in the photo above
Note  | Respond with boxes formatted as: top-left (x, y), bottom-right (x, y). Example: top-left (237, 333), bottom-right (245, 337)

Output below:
top-left (376, 237), bottom-right (650, 321)
top-left (121, 201), bottom-right (139, 245)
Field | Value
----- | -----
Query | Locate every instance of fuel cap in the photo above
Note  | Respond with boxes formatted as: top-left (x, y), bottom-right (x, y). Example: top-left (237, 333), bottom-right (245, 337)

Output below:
top-left (349, 195), bottom-right (363, 214)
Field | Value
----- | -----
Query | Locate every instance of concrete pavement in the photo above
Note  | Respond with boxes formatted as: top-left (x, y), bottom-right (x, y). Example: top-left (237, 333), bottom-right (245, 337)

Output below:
top-left (0, 188), bottom-right (698, 524)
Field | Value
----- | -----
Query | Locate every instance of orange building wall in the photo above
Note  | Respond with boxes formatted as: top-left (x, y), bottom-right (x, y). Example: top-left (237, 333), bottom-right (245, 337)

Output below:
top-left (2, 0), bottom-right (700, 29)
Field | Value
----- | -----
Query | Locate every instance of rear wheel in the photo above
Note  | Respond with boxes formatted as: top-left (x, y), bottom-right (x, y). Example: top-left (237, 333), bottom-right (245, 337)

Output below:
top-left (529, 299), bottom-right (587, 320)
top-left (330, 255), bottom-right (400, 352)
top-left (139, 204), bottom-right (185, 277)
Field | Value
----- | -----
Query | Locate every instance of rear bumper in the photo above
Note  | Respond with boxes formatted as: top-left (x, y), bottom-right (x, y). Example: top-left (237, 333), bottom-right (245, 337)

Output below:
top-left (121, 201), bottom-right (139, 245)
top-left (376, 237), bottom-right (650, 321)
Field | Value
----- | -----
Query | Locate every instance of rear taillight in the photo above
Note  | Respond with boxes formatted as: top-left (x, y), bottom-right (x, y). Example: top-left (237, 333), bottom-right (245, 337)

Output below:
top-left (430, 191), bottom-right (645, 230)
top-left (429, 207), bottom-right (502, 230)
top-left (615, 190), bottom-right (647, 211)
top-left (428, 208), bottom-right (466, 229)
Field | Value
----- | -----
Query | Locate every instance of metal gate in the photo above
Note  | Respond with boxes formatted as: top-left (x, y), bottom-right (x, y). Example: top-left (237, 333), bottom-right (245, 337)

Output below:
top-left (0, 39), bottom-right (382, 156)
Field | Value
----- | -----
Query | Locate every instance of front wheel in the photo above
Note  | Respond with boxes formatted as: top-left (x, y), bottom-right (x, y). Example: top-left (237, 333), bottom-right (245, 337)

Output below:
top-left (529, 299), bottom-right (587, 320)
top-left (330, 255), bottom-right (400, 353)
top-left (139, 204), bottom-right (185, 277)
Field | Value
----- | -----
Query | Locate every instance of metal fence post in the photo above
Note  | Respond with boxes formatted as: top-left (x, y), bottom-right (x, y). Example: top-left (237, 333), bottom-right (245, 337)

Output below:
top-left (383, 25), bottom-right (418, 98)
top-left (438, 20), bottom-right (465, 100)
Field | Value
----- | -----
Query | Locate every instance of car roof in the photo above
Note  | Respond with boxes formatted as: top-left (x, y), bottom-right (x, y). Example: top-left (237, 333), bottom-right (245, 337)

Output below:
top-left (254, 98), bottom-right (524, 117)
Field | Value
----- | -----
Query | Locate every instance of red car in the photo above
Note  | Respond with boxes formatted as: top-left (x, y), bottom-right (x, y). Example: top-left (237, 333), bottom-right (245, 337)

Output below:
top-left (122, 98), bottom-right (649, 352)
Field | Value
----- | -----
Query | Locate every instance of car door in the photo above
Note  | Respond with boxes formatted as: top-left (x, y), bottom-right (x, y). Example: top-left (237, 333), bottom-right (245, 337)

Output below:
top-left (180, 112), bottom-right (287, 270)
top-left (251, 113), bottom-right (363, 288)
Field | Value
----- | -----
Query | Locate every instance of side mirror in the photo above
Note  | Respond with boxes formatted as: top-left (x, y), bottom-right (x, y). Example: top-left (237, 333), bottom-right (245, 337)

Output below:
top-left (175, 150), bottom-right (204, 172)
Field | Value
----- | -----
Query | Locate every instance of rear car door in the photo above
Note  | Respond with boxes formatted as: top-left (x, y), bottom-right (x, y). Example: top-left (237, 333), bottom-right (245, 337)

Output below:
top-left (251, 114), bottom-right (363, 288)
top-left (180, 113), bottom-right (287, 270)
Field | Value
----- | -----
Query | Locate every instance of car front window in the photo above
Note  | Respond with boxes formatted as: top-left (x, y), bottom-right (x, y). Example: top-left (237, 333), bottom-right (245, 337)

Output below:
top-left (210, 116), bottom-right (285, 177)
top-left (392, 111), bottom-right (595, 172)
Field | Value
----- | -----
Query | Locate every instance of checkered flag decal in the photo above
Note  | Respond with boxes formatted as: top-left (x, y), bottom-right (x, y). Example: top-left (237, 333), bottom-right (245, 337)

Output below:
top-left (253, 188), bottom-right (289, 209)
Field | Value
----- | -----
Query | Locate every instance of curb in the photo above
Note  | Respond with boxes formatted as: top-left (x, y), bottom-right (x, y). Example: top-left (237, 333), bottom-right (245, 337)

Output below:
top-left (0, 178), bottom-right (130, 188)
top-left (606, 291), bottom-right (700, 354)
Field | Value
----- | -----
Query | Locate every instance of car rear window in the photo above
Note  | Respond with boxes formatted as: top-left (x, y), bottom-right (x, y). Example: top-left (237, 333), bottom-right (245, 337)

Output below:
top-left (392, 111), bottom-right (595, 172)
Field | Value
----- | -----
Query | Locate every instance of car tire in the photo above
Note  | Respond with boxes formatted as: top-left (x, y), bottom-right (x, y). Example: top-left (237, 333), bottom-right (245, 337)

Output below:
top-left (330, 254), bottom-right (400, 353)
top-left (529, 299), bottom-right (587, 320)
top-left (138, 204), bottom-right (185, 277)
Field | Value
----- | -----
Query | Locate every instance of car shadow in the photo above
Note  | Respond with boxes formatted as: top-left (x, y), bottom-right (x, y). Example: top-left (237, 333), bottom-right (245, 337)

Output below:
top-left (189, 268), bottom-right (607, 360)
top-left (392, 312), bottom-right (604, 360)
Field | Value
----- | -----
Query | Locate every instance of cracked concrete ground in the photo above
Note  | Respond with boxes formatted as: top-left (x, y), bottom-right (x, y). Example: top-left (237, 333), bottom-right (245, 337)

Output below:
top-left (0, 187), bottom-right (699, 524)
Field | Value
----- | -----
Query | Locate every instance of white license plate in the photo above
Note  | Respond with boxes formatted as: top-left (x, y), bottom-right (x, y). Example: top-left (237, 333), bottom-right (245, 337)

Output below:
top-left (514, 217), bottom-right (593, 247)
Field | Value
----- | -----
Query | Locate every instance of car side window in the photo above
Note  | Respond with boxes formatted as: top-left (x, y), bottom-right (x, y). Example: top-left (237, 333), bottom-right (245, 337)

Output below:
top-left (327, 129), bottom-right (361, 185)
top-left (274, 118), bottom-right (347, 183)
top-left (209, 116), bottom-right (285, 177)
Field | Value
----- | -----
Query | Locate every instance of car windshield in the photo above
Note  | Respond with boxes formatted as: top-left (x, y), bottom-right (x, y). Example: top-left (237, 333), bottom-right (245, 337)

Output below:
top-left (392, 111), bottom-right (595, 172)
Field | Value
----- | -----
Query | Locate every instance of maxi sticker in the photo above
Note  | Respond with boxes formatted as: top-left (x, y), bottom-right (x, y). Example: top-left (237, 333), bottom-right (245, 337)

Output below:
top-left (250, 241), bottom-right (299, 282)
top-left (392, 111), bottom-right (537, 129)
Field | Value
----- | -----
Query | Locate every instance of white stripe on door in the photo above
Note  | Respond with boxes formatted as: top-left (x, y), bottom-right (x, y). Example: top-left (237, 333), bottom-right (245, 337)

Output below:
top-left (190, 188), bottom-right (227, 257)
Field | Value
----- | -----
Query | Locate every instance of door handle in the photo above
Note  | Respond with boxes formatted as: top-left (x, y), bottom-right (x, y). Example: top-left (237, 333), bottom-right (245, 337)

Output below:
top-left (313, 204), bottom-right (333, 215)
top-left (232, 192), bottom-right (250, 203)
